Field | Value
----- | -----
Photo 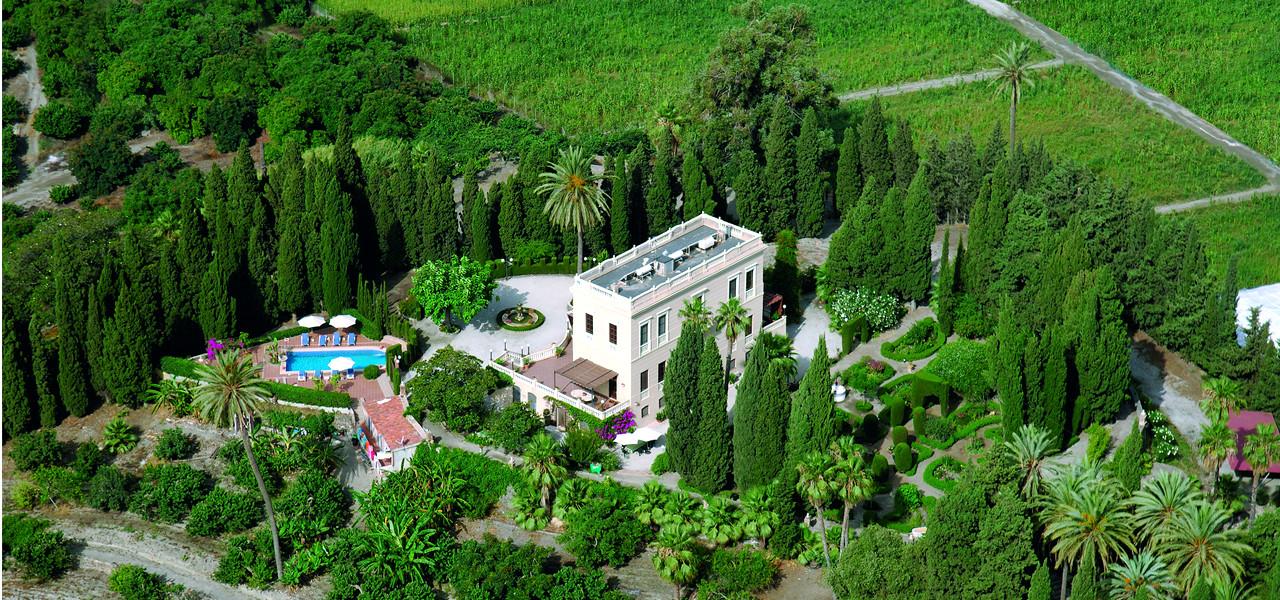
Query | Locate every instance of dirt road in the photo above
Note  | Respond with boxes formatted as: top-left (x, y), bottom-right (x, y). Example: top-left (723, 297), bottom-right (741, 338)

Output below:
top-left (838, 59), bottom-right (1063, 102)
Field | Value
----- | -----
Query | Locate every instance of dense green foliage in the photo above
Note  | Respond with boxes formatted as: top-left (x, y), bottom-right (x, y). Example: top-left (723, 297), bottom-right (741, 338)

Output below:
top-left (405, 346), bottom-right (503, 432)
top-left (109, 564), bottom-right (182, 600)
top-left (732, 344), bottom-right (791, 490)
top-left (1, 514), bottom-right (75, 581)
top-left (1178, 195), bottom-right (1280, 288)
top-left (128, 463), bottom-right (213, 523)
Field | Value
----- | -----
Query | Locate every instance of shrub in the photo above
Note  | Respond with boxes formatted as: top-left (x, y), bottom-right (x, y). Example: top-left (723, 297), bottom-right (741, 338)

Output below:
top-left (87, 466), bottom-right (132, 511)
top-left (109, 564), bottom-right (172, 600)
top-left (869, 454), bottom-right (890, 481)
top-left (924, 457), bottom-right (966, 492)
top-left (910, 372), bottom-right (951, 413)
top-left (102, 414), bottom-right (140, 454)
top-left (1085, 423), bottom-right (1111, 464)
top-left (3, 94), bottom-right (26, 125)
top-left (881, 318), bottom-right (945, 361)
top-left (220, 441), bottom-right (284, 495)
top-left (71, 442), bottom-right (103, 478)
top-left (855, 399), bottom-right (874, 413)
top-left (827, 287), bottom-right (905, 332)
top-left (276, 469), bottom-right (352, 543)
top-left (362, 364), bottom-right (380, 379)
top-left (410, 445), bottom-right (519, 518)
top-left (278, 5), bottom-right (307, 27)
top-left (769, 521), bottom-right (805, 560)
top-left (896, 483), bottom-right (924, 513)
top-left (2, 51), bottom-right (23, 78)
top-left (892, 443), bottom-right (914, 472)
top-left (561, 495), bottom-right (652, 568)
top-left (12, 482), bottom-right (43, 509)
top-left (650, 452), bottom-right (671, 475)
top-left (564, 426), bottom-right (604, 468)
top-left (187, 487), bottom-right (264, 537)
top-left (952, 294), bottom-right (994, 339)
top-left (891, 425), bottom-right (908, 445)
top-left (924, 339), bottom-right (991, 399)
top-left (911, 406), bottom-right (926, 435)
top-left (49, 183), bottom-right (79, 204)
top-left (32, 466), bottom-right (86, 505)
top-left (9, 430), bottom-right (64, 472)
top-left (404, 346), bottom-right (502, 432)
top-left (857, 413), bottom-right (882, 443)
top-left (698, 548), bottom-right (777, 597)
top-left (924, 415), bottom-right (955, 443)
top-left (261, 410), bottom-right (335, 440)
top-left (485, 402), bottom-right (543, 453)
top-left (32, 101), bottom-right (87, 139)
top-left (594, 448), bottom-right (622, 472)
top-left (214, 529), bottom-right (278, 588)
top-left (153, 428), bottom-right (198, 461)
top-left (128, 463), bottom-right (212, 523)
top-left (8, 522), bottom-right (74, 581)
top-left (889, 398), bottom-right (906, 426)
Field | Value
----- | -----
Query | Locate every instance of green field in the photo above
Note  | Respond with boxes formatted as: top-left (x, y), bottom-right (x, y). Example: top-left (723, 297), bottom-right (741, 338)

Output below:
top-left (320, 0), bottom-right (1029, 132)
top-left (861, 66), bottom-right (1264, 205)
top-left (1023, 0), bottom-right (1280, 162)
top-left (1176, 196), bottom-right (1280, 288)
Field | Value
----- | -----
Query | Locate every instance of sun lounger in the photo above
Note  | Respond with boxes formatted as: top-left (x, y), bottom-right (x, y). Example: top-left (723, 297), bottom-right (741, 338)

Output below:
top-left (300, 333), bottom-right (310, 347)
top-left (296, 371), bottom-right (306, 382)
top-left (319, 334), bottom-right (329, 347)
top-left (345, 368), bottom-right (355, 380)
top-left (347, 332), bottom-right (356, 346)
top-left (336, 333), bottom-right (346, 346)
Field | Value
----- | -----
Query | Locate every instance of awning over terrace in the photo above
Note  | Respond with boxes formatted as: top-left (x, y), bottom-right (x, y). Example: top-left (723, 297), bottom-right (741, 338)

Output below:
top-left (554, 358), bottom-right (617, 396)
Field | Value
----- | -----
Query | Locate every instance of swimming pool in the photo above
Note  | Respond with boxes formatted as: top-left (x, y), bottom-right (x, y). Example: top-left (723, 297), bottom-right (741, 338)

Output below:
top-left (285, 348), bottom-right (387, 373)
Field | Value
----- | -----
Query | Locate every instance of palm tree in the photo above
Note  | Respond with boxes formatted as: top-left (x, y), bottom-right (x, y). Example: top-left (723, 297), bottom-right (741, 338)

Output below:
top-left (1198, 419), bottom-right (1236, 496)
top-left (1243, 422), bottom-right (1280, 521)
top-left (1005, 424), bottom-right (1055, 499)
top-left (739, 485), bottom-right (780, 549)
top-left (1131, 470), bottom-right (1202, 543)
top-left (755, 332), bottom-right (798, 383)
top-left (679, 296), bottom-right (711, 331)
top-left (713, 298), bottom-right (751, 377)
top-left (1201, 377), bottom-right (1243, 422)
top-left (1107, 551), bottom-right (1175, 600)
top-left (700, 495), bottom-right (742, 547)
top-left (796, 450), bottom-right (836, 569)
top-left (1044, 484), bottom-right (1135, 599)
top-left (989, 41), bottom-right (1038, 153)
top-left (1154, 501), bottom-right (1251, 593)
top-left (521, 433), bottom-right (567, 513)
top-left (829, 437), bottom-right (873, 553)
top-left (146, 379), bottom-right (195, 416)
top-left (635, 479), bottom-right (671, 529)
top-left (192, 350), bottom-right (283, 579)
top-left (536, 145), bottom-right (610, 274)
top-left (653, 524), bottom-right (699, 600)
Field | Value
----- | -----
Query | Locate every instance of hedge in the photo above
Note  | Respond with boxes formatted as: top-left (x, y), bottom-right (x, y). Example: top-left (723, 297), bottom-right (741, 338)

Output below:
top-left (161, 357), bottom-right (352, 409)
top-left (487, 256), bottom-right (599, 278)
top-left (916, 415), bottom-right (1002, 451)
top-left (497, 307), bottom-right (546, 332)
top-left (892, 442), bottom-right (914, 472)
top-left (246, 326), bottom-right (309, 347)
top-left (881, 318), bottom-right (945, 362)
top-left (910, 372), bottom-right (950, 413)
top-left (839, 315), bottom-right (871, 354)
top-left (923, 457), bottom-right (964, 492)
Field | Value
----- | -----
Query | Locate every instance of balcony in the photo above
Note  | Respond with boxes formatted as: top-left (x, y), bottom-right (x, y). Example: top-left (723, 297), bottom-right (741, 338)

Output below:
top-left (491, 340), bottom-right (628, 422)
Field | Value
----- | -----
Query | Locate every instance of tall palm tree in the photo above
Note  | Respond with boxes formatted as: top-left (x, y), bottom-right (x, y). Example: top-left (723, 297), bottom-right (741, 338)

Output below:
top-left (192, 350), bottom-right (283, 579)
top-left (1198, 419), bottom-right (1236, 496)
top-left (739, 486), bottom-right (780, 549)
top-left (1044, 484), bottom-right (1135, 599)
top-left (1201, 377), bottom-right (1243, 422)
top-left (713, 298), bottom-right (750, 377)
top-left (653, 524), bottom-right (699, 600)
top-left (1154, 501), bottom-right (1251, 593)
top-left (537, 145), bottom-right (610, 274)
top-left (522, 433), bottom-right (567, 513)
top-left (679, 296), bottom-right (711, 331)
top-left (1243, 423), bottom-right (1280, 521)
top-left (829, 437), bottom-right (873, 553)
top-left (796, 450), bottom-right (836, 569)
top-left (1005, 424), bottom-right (1055, 499)
top-left (1107, 551), bottom-right (1175, 600)
top-left (1131, 471), bottom-right (1202, 543)
top-left (989, 41), bottom-right (1038, 153)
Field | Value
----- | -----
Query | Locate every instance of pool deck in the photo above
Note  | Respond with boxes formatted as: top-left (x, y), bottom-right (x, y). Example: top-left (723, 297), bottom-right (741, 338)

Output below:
top-left (250, 329), bottom-right (403, 405)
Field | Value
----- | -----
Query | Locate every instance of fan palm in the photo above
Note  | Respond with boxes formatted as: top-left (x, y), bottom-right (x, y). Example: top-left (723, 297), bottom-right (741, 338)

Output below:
top-left (653, 524), bottom-right (699, 600)
top-left (739, 486), bottom-right (780, 549)
top-left (989, 41), bottom-right (1038, 153)
top-left (192, 350), bottom-right (283, 579)
top-left (537, 145), bottom-right (610, 274)
top-left (552, 478), bottom-right (593, 521)
top-left (1044, 484), bottom-right (1135, 599)
top-left (146, 379), bottom-right (195, 416)
top-left (635, 479), bottom-right (672, 529)
top-left (1154, 501), bottom-right (1251, 593)
top-left (755, 332), bottom-right (798, 383)
top-left (1198, 419), bottom-right (1236, 496)
top-left (661, 491), bottom-right (703, 530)
top-left (1243, 423), bottom-right (1280, 522)
top-left (1107, 551), bottom-right (1175, 600)
top-left (1201, 377), bottom-right (1243, 422)
top-left (521, 433), bottom-right (567, 513)
top-left (1005, 424), bottom-right (1055, 499)
top-left (679, 296), bottom-right (711, 331)
top-left (713, 298), bottom-right (751, 377)
top-left (1131, 471), bottom-right (1202, 543)
top-left (700, 495), bottom-right (743, 547)
top-left (796, 450), bottom-right (836, 569)
top-left (829, 437), bottom-right (873, 553)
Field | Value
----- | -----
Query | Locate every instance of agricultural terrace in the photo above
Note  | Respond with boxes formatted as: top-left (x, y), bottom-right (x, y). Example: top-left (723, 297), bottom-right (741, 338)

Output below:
top-left (1023, 0), bottom-right (1280, 162)
top-left (1177, 195), bottom-right (1280, 289)
top-left (860, 66), bottom-right (1265, 205)
top-left (318, 0), bottom-right (1033, 132)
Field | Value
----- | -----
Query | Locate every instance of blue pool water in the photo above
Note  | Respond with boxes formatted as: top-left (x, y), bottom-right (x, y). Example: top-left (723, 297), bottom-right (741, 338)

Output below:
top-left (286, 348), bottom-right (386, 373)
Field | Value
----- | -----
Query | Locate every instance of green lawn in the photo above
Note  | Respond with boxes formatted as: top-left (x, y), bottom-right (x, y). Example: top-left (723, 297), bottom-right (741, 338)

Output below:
top-left (860, 66), bottom-right (1264, 205)
top-left (1022, 0), bottom-right (1280, 162)
top-left (320, 0), bottom-right (1029, 132)
top-left (1175, 195), bottom-right (1280, 288)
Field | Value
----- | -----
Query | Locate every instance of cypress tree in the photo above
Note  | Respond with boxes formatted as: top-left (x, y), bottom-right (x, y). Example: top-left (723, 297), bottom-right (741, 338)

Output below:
top-left (498, 178), bottom-right (523, 258)
top-left (1069, 558), bottom-right (1099, 600)
top-left (794, 107), bottom-right (824, 238)
top-left (467, 185), bottom-right (493, 262)
top-left (204, 165), bottom-right (237, 272)
top-left (247, 180), bottom-right (279, 322)
top-left (979, 123), bottom-right (1006, 175)
top-left (665, 324), bottom-right (705, 476)
top-left (369, 161), bottom-right (405, 273)
top-left (54, 239), bottom-right (92, 418)
top-left (3, 311), bottom-right (35, 438)
top-left (835, 126), bottom-right (861, 218)
top-left (198, 257), bottom-right (237, 340)
top-left (333, 124), bottom-right (377, 273)
top-left (610, 153), bottom-right (631, 251)
top-left (393, 147), bottom-right (421, 265)
top-left (520, 143), bottom-right (555, 248)
top-left (733, 149), bottom-right (766, 235)
top-left (996, 191), bottom-right (1048, 299)
top-left (733, 345), bottom-right (791, 490)
top-left (681, 148), bottom-right (714, 219)
top-left (858, 97), bottom-right (893, 195)
top-left (29, 328), bottom-right (61, 428)
top-left (771, 229), bottom-right (800, 320)
top-left (1028, 562), bottom-right (1050, 600)
top-left (689, 336), bottom-right (731, 492)
top-left (1042, 327), bottom-right (1068, 449)
top-left (224, 145), bottom-right (258, 248)
top-left (935, 230), bottom-right (956, 334)
top-left (892, 119), bottom-right (918, 190)
top-left (646, 130), bottom-right (678, 235)
top-left (825, 180), bottom-right (885, 292)
top-left (420, 157), bottom-right (458, 262)
top-left (903, 169), bottom-right (935, 304)
top-left (459, 172), bottom-right (479, 256)
top-left (762, 97), bottom-right (796, 238)
top-left (1022, 333), bottom-right (1046, 434)
top-left (878, 187), bottom-right (907, 299)
top-left (783, 337), bottom-right (837, 478)
top-left (317, 166), bottom-right (357, 311)
top-left (993, 300), bottom-right (1026, 435)
top-left (1067, 268), bottom-right (1129, 428)
top-left (628, 142), bottom-right (650, 242)
top-left (157, 240), bottom-right (184, 342)
top-left (84, 264), bottom-right (113, 395)
top-left (174, 168), bottom-right (209, 317)
top-left (585, 155), bottom-right (612, 256)
top-left (106, 232), bottom-right (160, 405)
top-left (275, 143), bottom-right (310, 318)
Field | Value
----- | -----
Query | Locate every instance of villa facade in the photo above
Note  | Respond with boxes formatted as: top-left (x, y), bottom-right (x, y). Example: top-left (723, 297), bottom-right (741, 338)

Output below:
top-left (493, 214), bottom-right (786, 429)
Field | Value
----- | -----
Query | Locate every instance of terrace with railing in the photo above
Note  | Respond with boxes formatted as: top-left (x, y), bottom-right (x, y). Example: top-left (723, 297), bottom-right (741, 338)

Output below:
top-left (490, 338), bottom-right (628, 421)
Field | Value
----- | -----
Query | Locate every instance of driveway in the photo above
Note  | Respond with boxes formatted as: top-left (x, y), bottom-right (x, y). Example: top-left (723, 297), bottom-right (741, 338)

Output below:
top-left (421, 274), bottom-right (574, 362)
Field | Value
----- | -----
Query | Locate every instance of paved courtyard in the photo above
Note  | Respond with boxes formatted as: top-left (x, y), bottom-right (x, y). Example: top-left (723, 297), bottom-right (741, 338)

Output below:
top-left (419, 274), bottom-right (574, 362)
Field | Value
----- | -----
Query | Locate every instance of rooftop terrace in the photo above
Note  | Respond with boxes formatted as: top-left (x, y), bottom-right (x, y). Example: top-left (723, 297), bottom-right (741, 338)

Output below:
top-left (580, 214), bottom-right (761, 300)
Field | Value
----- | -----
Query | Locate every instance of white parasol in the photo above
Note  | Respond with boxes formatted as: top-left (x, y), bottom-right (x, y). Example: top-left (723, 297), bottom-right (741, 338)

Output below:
top-left (632, 427), bottom-right (662, 443)
top-left (613, 432), bottom-right (640, 446)
top-left (329, 314), bottom-right (357, 329)
top-left (298, 315), bottom-right (326, 328)
top-left (328, 356), bottom-right (355, 371)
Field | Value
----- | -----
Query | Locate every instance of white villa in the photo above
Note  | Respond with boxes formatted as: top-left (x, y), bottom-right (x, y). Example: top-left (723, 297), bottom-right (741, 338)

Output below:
top-left (491, 214), bottom-right (787, 429)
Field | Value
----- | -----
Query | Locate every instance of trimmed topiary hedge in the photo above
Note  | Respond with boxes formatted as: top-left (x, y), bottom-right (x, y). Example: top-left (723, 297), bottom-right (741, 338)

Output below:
top-left (923, 456), bottom-right (965, 492)
top-left (881, 318), bottom-right (945, 361)
top-left (892, 442), bottom-right (914, 472)
top-left (910, 372), bottom-right (950, 413)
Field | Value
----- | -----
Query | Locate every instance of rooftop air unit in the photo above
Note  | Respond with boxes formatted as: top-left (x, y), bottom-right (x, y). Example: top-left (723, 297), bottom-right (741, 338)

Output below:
top-left (634, 263), bottom-right (655, 278)
top-left (697, 235), bottom-right (717, 251)
top-left (656, 255), bottom-right (676, 275)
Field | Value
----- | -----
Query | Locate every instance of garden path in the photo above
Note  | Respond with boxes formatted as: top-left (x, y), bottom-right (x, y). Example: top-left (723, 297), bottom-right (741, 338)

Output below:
top-left (837, 58), bottom-right (1064, 102)
top-left (828, 304), bottom-right (941, 385)
top-left (1154, 183), bottom-right (1280, 214)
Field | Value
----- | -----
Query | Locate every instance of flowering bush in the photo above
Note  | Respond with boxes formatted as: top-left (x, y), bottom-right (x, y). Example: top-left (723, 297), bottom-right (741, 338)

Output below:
top-left (827, 288), bottom-right (904, 332)
top-left (1147, 410), bottom-right (1180, 462)
top-left (596, 410), bottom-right (636, 442)
top-left (205, 338), bottom-right (225, 360)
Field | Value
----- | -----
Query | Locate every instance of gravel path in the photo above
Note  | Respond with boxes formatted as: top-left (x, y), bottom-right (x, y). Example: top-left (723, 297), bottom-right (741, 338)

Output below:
top-left (837, 58), bottom-right (1064, 102)
top-left (1153, 183), bottom-right (1280, 214)
top-left (965, 0), bottom-right (1280, 186)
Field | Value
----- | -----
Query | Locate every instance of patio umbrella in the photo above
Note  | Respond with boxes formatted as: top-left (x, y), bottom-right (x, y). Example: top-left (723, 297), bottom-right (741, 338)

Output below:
top-left (632, 427), bottom-right (662, 443)
top-left (614, 432), bottom-right (640, 446)
top-left (329, 314), bottom-right (357, 329)
top-left (298, 315), bottom-right (326, 328)
top-left (328, 356), bottom-right (355, 371)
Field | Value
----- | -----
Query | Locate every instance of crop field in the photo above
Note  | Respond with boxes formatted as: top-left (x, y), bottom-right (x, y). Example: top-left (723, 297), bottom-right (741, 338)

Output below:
top-left (860, 66), bottom-right (1265, 205)
top-left (1176, 196), bottom-right (1280, 288)
top-left (1023, 0), bottom-right (1280, 162)
top-left (320, 0), bottom-right (1029, 132)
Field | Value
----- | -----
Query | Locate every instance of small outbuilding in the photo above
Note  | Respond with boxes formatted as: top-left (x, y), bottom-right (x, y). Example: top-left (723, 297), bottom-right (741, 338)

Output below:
top-left (1227, 410), bottom-right (1280, 475)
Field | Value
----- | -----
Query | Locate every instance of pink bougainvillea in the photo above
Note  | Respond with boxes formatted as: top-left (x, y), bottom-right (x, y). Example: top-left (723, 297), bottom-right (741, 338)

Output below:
top-left (596, 410), bottom-right (636, 442)
top-left (205, 338), bottom-right (225, 360)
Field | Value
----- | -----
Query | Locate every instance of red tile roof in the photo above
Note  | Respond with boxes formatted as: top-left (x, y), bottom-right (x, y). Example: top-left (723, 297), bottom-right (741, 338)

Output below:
top-left (361, 397), bottom-right (423, 451)
top-left (1227, 410), bottom-right (1280, 475)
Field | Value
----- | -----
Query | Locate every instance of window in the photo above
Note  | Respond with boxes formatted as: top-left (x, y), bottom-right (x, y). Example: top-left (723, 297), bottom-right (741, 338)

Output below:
top-left (658, 361), bottom-right (666, 384)
top-left (746, 268), bottom-right (755, 294)
top-left (640, 370), bottom-right (650, 397)
top-left (745, 314), bottom-right (753, 336)
top-left (585, 313), bottom-right (594, 335)
top-left (657, 313), bottom-right (668, 344)
top-left (609, 323), bottom-right (617, 345)
top-left (642, 405), bottom-right (650, 418)
top-left (728, 276), bottom-right (738, 299)
top-left (640, 322), bottom-right (650, 354)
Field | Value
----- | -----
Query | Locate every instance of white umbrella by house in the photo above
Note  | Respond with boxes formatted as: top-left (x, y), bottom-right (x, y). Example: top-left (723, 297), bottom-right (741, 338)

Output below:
top-left (614, 432), bottom-right (640, 446)
top-left (329, 314), bottom-right (357, 329)
top-left (328, 356), bottom-right (355, 371)
top-left (298, 315), bottom-right (326, 328)
top-left (632, 427), bottom-right (662, 443)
